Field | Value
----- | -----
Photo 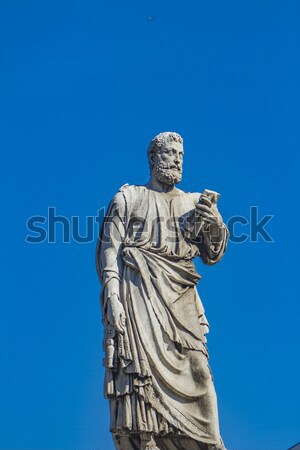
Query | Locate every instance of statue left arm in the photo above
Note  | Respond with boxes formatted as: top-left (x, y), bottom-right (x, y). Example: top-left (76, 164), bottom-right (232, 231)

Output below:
top-left (96, 191), bottom-right (127, 314)
top-left (188, 191), bottom-right (229, 265)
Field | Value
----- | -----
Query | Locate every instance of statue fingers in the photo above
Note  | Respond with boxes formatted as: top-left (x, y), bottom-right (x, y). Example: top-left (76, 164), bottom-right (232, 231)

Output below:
top-left (199, 212), bottom-right (219, 223)
top-left (199, 194), bottom-right (212, 207)
top-left (120, 314), bottom-right (126, 327)
top-left (196, 203), bottom-right (212, 214)
top-left (114, 321), bottom-right (124, 333)
top-left (114, 313), bottom-right (126, 333)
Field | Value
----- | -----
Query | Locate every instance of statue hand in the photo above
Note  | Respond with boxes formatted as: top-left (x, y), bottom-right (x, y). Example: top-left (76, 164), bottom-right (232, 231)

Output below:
top-left (196, 193), bottom-right (223, 226)
top-left (196, 203), bottom-right (221, 225)
top-left (106, 293), bottom-right (126, 333)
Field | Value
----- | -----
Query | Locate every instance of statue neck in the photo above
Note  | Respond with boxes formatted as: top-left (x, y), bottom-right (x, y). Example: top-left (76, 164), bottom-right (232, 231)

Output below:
top-left (146, 175), bottom-right (175, 193)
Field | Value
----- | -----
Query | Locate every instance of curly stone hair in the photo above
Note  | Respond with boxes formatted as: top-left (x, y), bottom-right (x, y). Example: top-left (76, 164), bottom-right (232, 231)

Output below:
top-left (147, 131), bottom-right (183, 170)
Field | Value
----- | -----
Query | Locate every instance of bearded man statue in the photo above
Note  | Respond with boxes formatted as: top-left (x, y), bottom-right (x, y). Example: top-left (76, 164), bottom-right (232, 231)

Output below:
top-left (96, 132), bottom-right (229, 450)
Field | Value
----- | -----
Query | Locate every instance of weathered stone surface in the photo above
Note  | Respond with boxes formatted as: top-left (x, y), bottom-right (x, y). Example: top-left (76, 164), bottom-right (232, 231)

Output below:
top-left (96, 132), bottom-right (229, 450)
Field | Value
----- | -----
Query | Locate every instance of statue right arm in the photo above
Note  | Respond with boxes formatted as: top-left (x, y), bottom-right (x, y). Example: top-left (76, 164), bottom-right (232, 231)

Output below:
top-left (96, 191), bottom-right (127, 325)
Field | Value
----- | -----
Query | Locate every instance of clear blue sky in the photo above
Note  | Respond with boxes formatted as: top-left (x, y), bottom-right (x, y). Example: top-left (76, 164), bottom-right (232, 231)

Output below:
top-left (1, 1), bottom-right (299, 449)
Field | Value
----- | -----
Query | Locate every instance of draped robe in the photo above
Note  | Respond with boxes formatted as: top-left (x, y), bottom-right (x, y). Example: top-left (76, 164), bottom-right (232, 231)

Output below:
top-left (96, 184), bottom-right (228, 449)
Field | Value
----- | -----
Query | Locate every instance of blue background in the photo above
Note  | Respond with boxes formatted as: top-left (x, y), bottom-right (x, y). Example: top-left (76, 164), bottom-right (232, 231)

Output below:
top-left (1, 1), bottom-right (299, 449)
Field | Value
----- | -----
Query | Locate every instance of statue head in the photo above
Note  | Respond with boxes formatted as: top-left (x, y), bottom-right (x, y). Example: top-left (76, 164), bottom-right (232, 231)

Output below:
top-left (147, 132), bottom-right (184, 185)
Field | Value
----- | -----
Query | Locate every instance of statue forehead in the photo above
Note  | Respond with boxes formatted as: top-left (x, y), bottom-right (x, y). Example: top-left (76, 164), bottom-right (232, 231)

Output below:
top-left (159, 140), bottom-right (184, 152)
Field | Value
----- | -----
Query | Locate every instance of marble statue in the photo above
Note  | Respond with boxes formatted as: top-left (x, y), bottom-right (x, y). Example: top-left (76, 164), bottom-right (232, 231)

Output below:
top-left (96, 132), bottom-right (229, 450)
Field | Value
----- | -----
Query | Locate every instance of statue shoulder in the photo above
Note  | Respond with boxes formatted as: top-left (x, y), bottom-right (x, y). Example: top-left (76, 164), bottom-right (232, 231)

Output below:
top-left (189, 192), bottom-right (201, 204)
top-left (118, 184), bottom-right (146, 198)
top-left (111, 184), bottom-right (144, 207)
top-left (118, 183), bottom-right (130, 193)
top-left (178, 189), bottom-right (201, 205)
top-left (107, 184), bottom-right (131, 209)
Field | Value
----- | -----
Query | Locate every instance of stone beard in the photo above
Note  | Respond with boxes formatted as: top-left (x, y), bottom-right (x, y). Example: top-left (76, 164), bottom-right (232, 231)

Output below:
top-left (154, 159), bottom-right (182, 185)
top-left (96, 132), bottom-right (229, 450)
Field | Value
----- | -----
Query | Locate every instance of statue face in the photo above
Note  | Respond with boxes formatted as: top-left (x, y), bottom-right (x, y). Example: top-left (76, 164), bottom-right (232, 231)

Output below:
top-left (152, 141), bottom-right (184, 185)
